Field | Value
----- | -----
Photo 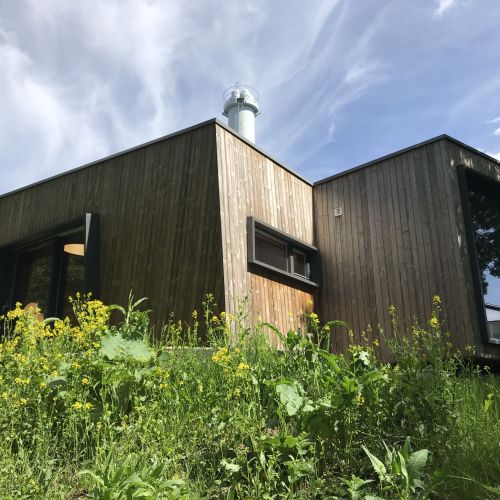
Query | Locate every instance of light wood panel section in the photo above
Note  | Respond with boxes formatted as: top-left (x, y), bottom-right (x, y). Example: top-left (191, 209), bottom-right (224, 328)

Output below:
top-left (0, 123), bottom-right (225, 333)
top-left (314, 138), bottom-right (500, 360)
top-left (215, 124), bottom-right (315, 333)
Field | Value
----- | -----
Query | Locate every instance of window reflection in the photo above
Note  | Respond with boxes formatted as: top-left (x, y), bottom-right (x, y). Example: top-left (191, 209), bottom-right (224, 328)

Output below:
top-left (13, 244), bottom-right (53, 314)
top-left (469, 185), bottom-right (500, 342)
top-left (59, 250), bottom-right (85, 319)
top-left (11, 230), bottom-right (85, 318)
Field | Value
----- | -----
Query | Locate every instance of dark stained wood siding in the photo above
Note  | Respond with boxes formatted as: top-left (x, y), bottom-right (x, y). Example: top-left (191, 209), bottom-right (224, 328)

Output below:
top-left (0, 123), bottom-right (225, 332)
top-left (314, 138), bottom-right (500, 360)
top-left (215, 125), bottom-right (315, 334)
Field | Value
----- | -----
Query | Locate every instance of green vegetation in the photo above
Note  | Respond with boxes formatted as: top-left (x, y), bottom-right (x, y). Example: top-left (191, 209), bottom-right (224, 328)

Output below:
top-left (0, 294), bottom-right (498, 499)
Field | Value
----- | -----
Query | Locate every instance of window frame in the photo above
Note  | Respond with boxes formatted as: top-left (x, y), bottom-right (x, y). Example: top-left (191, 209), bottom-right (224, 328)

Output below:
top-left (247, 216), bottom-right (319, 288)
top-left (457, 165), bottom-right (500, 346)
top-left (0, 213), bottom-right (100, 318)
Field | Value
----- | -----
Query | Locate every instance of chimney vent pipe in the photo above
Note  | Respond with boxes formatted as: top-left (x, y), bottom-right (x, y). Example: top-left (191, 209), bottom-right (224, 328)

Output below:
top-left (222, 82), bottom-right (259, 143)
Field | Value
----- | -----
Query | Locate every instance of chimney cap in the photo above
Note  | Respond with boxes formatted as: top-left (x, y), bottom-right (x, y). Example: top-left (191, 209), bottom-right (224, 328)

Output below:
top-left (222, 82), bottom-right (259, 116)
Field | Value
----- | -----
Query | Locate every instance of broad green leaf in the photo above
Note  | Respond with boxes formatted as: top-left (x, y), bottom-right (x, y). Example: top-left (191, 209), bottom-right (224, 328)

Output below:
top-left (99, 333), bottom-right (152, 362)
top-left (126, 340), bottom-right (152, 362)
top-left (342, 376), bottom-right (357, 395)
top-left (99, 334), bottom-right (127, 360)
top-left (407, 449), bottom-right (429, 479)
top-left (362, 446), bottom-right (387, 479)
top-left (276, 382), bottom-right (303, 416)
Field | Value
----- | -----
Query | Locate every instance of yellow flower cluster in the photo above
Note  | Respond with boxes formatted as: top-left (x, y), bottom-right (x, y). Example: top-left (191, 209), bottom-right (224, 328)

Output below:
top-left (14, 377), bottom-right (30, 385)
top-left (429, 317), bottom-right (439, 328)
top-left (71, 401), bottom-right (93, 411)
top-left (212, 347), bottom-right (231, 365)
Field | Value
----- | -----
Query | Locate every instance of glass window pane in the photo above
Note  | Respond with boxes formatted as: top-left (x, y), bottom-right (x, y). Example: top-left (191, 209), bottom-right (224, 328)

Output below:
top-left (14, 245), bottom-right (53, 314)
top-left (469, 185), bottom-right (500, 340)
top-left (255, 231), bottom-right (288, 271)
top-left (293, 250), bottom-right (308, 278)
top-left (59, 235), bottom-right (85, 318)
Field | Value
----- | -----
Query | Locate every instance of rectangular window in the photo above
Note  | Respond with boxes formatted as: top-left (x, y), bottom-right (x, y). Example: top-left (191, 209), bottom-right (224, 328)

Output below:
top-left (461, 167), bottom-right (500, 345)
top-left (247, 216), bottom-right (318, 287)
top-left (255, 231), bottom-right (288, 272)
top-left (0, 214), bottom-right (99, 319)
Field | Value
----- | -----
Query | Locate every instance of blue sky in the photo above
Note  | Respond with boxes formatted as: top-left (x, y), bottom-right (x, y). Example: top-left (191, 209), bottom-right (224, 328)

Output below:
top-left (1, 0), bottom-right (500, 195)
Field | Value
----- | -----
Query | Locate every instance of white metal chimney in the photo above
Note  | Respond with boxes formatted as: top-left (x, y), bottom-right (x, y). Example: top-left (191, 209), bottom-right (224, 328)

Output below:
top-left (222, 83), bottom-right (259, 143)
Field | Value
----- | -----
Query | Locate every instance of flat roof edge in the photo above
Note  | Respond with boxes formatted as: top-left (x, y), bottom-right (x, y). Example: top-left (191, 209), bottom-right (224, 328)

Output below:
top-left (0, 118), bottom-right (220, 199)
top-left (314, 134), bottom-right (500, 186)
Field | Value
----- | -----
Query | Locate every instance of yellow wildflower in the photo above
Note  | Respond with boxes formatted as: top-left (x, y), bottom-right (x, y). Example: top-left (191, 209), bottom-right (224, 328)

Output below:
top-left (433, 295), bottom-right (441, 305)
top-left (84, 402), bottom-right (93, 410)
top-left (81, 377), bottom-right (90, 385)
top-left (429, 317), bottom-right (439, 328)
top-left (72, 402), bottom-right (83, 410)
top-left (237, 362), bottom-right (250, 371)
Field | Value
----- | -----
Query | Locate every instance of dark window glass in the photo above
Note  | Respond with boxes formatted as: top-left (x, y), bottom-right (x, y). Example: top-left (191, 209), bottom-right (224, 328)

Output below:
top-left (59, 246), bottom-right (85, 319)
top-left (13, 244), bottom-right (53, 314)
top-left (469, 185), bottom-right (500, 341)
top-left (10, 230), bottom-right (85, 319)
top-left (293, 249), bottom-right (309, 278)
top-left (255, 231), bottom-right (288, 271)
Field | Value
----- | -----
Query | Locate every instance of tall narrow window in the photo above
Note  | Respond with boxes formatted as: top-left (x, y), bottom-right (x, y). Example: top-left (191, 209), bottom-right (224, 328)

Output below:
top-left (469, 182), bottom-right (500, 344)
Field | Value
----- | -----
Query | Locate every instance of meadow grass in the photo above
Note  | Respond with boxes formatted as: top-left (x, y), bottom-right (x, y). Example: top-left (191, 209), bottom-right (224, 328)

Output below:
top-left (0, 294), bottom-right (498, 499)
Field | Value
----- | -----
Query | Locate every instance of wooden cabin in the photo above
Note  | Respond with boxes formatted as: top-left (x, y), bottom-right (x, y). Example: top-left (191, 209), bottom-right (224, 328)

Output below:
top-left (1, 118), bottom-right (499, 361)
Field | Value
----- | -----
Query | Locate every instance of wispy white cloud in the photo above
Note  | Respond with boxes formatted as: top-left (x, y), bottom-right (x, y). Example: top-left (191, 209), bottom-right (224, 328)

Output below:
top-left (493, 127), bottom-right (500, 137)
top-left (0, 0), bottom-right (394, 193)
top-left (1, 0), bottom-right (500, 192)
top-left (433, 0), bottom-right (457, 18)
top-left (488, 116), bottom-right (500, 124)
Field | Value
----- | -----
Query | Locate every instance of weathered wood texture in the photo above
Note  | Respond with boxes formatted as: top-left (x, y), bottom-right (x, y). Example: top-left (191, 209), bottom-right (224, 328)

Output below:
top-left (215, 125), bottom-right (315, 333)
top-left (0, 123), bottom-right (225, 332)
top-left (314, 138), bottom-right (500, 360)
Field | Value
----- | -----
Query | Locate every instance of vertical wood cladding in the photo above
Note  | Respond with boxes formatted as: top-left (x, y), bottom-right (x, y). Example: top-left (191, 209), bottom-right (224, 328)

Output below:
top-left (216, 125), bottom-right (315, 333)
top-left (0, 123), bottom-right (225, 331)
top-left (314, 138), bottom-right (500, 360)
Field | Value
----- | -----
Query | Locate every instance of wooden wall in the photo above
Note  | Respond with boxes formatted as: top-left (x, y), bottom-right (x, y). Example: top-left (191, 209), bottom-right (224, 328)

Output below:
top-left (215, 124), bottom-right (315, 335)
top-left (0, 122), bottom-right (225, 333)
top-left (314, 138), bottom-right (500, 360)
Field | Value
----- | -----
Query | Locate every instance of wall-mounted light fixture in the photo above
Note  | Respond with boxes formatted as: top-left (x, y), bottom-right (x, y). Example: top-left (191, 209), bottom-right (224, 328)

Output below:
top-left (64, 243), bottom-right (85, 256)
